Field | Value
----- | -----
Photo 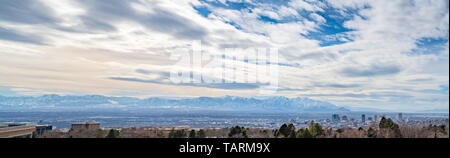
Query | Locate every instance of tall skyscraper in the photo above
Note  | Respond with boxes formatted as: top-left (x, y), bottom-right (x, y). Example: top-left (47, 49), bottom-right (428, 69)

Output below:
top-left (374, 115), bottom-right (378, 122)
top-left (342, 115), bottom-right (348, 122)
top-left (398, 113), bottom-right (403, 122)
top-left (362, 114), bottom-right (366, 123)
top-left (332, 114), bottom-right (340, 122)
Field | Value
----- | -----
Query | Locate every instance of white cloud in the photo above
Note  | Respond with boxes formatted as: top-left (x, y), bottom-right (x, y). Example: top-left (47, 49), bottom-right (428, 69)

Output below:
top-left (309, 13), bottom-right (326, 23)
top-left (288, 0), bottom-right (324, 12)
top-left (0, 0), bottom-right (448, 111)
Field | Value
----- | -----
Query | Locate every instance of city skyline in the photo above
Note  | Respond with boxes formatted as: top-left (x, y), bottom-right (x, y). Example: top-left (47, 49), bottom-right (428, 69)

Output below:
top-left (0, 0), bottom-right (449, 112)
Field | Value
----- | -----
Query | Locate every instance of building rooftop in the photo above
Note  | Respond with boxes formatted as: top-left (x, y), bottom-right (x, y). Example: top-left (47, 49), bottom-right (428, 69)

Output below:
top-left (0, 122), bottom-right (36, 128)
top-left (72, 120), bottom-right (100, 125)
top-left (0, 122), bottom-right (37, 138)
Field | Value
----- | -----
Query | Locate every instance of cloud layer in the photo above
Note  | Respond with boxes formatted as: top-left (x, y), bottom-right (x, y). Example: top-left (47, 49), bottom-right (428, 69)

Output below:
top-left (0, 0), bottom-right (448, 112)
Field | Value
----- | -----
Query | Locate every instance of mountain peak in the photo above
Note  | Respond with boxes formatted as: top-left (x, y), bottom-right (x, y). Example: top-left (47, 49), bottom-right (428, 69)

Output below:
top-left (0, 95), bottom-right (348, 112)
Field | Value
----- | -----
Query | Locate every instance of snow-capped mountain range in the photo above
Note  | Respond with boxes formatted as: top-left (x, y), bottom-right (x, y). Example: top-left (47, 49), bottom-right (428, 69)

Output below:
top-left (0, 95), bottom-right (349, 112)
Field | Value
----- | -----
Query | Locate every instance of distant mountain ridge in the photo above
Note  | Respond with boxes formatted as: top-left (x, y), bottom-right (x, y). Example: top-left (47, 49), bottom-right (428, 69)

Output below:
top-left (0, 95), bottom-right (349, 112)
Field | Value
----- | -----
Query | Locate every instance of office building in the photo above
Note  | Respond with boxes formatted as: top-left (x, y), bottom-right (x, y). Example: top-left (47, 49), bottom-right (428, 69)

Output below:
top-left (398, 113), bottom-right (403, 121)
top-left (332, 114), bottom-right (340, 122)
top-left (36, 125), bottom-right (53, 135)
top-left (71, 121), bottom-right (100, 130)
top-left (342, 115), bottom-right (348, 122)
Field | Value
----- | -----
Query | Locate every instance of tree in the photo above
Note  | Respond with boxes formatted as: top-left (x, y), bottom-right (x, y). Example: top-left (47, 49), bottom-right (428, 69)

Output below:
top-left (308, 121), bottom-right (323, 137)
top-left (427, 125), bottom-right (446, 138)
top-left (439, 125), bottom-right (447, 135)
top-left (168, 129), bottom-right (187, 138)
top-left (289, 130), bottom-right (297, 138)
top-left (276, 124), bottom-right (296, 138)
top-left (189, 130), bottom-right (196, 138)
top-left (228, 126), bottom-right (248, 138)
top-left (32, 131), bottom-right (37, 138)
top-left (278, 124), bottom-right (289, 137)
top-left (168, 128), bottom-right (176, 138)
top-left (94, 129), bottom-right (105, 138)
top-left (105, 129), bottom-right (120, 138)
top-left (367, 127), bottom-right (377, 138)
top-left (379, 117), bottom-right (402, 138)
top-left (287, 124), bottom-right (296, 138)
top-left (273, 129), bottom-right (279, 137)
top-left (197, 129), bottom-right (206, 138)
top-left (297, 128), bottom-right (313, 138)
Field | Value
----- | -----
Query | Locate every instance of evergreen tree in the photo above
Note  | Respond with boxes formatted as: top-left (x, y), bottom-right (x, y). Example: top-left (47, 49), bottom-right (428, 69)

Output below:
top-left (168, 129), bottom-right (187, 138)
top-left (242, 130), bottom-right (248, 138)
top-left (336, 128), bottom-right (343, 134)
top-left (278, 124), bottom-right (289, 137)
top-left (197, 129), bottom-right (206, 138)
top-left (439, 125), bottom-right (447, 134)
top-left (273, 129), bottom-right (279, 137)
top-left (308, 121), bottom-right (323, 137)
top-left (277, 123), bottom-right (296, 138)
top-left (297, 128), bottom-right (313, 138)
top-left (289, 130), bottom-right (297, 138)
top-left (287, 124), bottom-right (296, 138)
top-left (168, 128), bottom-right (176, 138)
top-left (379, 117), bottom-right (402, 138)
top-left (94, 129), bottom-right (104, 138)
top-left (367, 127), bottom-right (377, 138)
top-left (228, 126), bottom-right (248, 138)
top-left (105, 129), bottom-right (119, 138)
top-left (189, 130), bottom-right (196, 138)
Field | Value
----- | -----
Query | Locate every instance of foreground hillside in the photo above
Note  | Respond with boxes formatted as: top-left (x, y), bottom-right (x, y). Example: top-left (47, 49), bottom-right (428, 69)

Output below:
top-left (39, 117), bottom-right (448, 138)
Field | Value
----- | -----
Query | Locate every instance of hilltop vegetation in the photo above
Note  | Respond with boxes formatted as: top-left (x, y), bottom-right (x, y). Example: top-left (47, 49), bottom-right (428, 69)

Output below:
top-left (37, 117), bottom-right (448, 138)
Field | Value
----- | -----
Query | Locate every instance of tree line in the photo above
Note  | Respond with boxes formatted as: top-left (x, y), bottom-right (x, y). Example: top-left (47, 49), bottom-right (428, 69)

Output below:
top-left (36, 117), bottom-right (448, 138)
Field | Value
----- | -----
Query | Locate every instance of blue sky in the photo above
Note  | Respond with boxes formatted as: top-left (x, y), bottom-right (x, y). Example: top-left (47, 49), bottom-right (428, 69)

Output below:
top-left (0, 0), bottom-right (448, 112)
top-left (194, 0), bottom-right (359, 46)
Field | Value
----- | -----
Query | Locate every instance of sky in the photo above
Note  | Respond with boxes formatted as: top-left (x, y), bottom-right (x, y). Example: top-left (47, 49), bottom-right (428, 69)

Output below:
top-left (0, 0), bottom-right (448, 112)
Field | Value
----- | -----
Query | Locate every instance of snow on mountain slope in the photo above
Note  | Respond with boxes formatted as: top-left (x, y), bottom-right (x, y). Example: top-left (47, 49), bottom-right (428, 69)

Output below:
top-left (0, 95), bottom-right (349, 112)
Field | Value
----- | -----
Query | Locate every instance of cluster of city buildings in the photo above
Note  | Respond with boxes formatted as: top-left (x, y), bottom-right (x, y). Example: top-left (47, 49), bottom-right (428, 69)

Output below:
top-left (285, 113), bottom-right (410, 129)
top-left (1, 112), bottom-right (448, 138)
top-left (322, 113), bottom-right (409, 128)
